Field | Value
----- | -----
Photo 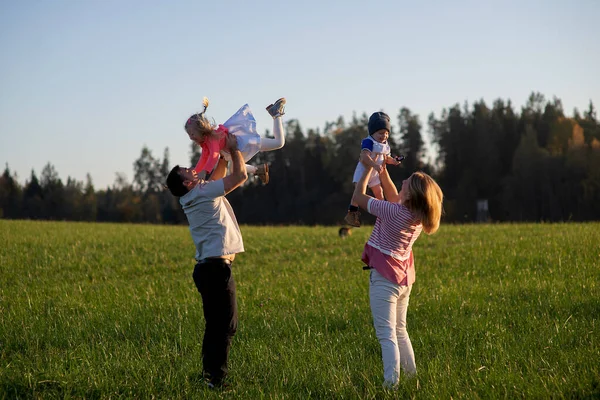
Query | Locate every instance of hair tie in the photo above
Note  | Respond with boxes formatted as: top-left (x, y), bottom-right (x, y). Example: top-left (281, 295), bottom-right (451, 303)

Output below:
top-left (200, 96), bottom-right (209, 115)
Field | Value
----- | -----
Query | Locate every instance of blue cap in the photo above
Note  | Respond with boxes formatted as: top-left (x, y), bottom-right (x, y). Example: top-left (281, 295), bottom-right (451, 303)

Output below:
top-left (368, 112), bottom-right (391, 135)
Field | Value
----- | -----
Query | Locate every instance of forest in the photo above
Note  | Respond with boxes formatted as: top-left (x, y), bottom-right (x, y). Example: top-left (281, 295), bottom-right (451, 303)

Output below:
top-left (2, 93), bottom-right (599, 224)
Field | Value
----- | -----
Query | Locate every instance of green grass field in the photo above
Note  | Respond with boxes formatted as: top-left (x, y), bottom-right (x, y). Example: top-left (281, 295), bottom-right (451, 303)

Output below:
top-left (1, 220), bottom-right (599, 399)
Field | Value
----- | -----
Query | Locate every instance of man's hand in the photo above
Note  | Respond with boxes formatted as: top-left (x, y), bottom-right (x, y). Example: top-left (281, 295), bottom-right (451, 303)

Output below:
top-left (225, 134), bottom-right (238, 152)
top-left (222, 138), bottom-right (247, 195)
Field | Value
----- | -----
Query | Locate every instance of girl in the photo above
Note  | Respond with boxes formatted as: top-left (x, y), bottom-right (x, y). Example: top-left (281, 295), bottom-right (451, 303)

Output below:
top-left (353, 163), bottom-right (443, 389)
top-left (185, 97), bottom-right (286, 182)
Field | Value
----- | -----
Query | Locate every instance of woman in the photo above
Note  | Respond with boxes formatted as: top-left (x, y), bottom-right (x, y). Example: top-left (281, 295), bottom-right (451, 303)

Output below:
top-left (353, 164), bottom-right (443, 388)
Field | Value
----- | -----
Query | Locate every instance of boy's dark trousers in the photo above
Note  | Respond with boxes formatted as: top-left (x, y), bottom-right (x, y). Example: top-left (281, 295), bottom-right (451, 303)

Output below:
top-left (193, 258), bottom-right (238, 383)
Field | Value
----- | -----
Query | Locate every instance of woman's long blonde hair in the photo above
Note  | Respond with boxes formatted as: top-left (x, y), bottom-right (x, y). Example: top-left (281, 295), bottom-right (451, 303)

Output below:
top-left (403, 172), bottom-right (444, 234)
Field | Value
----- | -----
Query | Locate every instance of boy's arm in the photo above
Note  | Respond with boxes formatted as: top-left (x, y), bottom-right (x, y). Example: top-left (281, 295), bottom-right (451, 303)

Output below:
top-left (385, 155), bottom-right (402, 166)
top-left (360, 150), bottom-right (383, 173)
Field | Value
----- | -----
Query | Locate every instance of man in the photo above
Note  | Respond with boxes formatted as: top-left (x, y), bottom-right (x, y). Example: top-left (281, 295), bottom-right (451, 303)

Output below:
top-left (166, 134), bottom-right (247, 388)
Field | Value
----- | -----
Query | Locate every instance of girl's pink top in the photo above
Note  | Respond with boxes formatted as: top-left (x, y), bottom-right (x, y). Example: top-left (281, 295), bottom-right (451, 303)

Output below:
top-left (194, 125), bottom-right (228, 174)
top-left (362, 198), bottom-right (423, 286)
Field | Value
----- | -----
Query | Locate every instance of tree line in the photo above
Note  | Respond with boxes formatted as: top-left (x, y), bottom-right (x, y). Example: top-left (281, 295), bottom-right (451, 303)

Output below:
top-left (2, 92), bottom-right (599, 224)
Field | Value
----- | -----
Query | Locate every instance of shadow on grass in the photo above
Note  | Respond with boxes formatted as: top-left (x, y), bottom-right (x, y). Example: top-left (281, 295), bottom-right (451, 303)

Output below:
top-left (0, 379), bottom-right (101, 400)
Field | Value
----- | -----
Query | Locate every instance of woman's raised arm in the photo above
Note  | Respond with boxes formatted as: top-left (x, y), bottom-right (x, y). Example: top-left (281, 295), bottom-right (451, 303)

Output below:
top-left (379, 165), bottom-right (401, 203)
top-left (353, 166), bottom-right (374, 212)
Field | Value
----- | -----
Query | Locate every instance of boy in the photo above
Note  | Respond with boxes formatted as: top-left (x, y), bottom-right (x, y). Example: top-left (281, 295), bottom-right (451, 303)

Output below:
top-left (345, 112), bottom-right (402, 227)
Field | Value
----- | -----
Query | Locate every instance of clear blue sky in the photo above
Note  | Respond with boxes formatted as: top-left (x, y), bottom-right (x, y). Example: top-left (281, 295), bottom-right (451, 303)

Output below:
top-left (1, 0), bottom-right (598, 189)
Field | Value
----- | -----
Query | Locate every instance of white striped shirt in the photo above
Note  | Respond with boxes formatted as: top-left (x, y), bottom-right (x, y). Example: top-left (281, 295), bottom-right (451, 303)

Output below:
top-left (363, 198), bottom-right (422, 285)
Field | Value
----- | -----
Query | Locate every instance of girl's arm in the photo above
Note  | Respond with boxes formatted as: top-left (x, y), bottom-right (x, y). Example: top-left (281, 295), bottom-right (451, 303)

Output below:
top-left (360, 150), bottom-right (383, 173)
top-left (200, 137), bottom-right (223, 174)
top-left (353, 165), bottom-right (375, 211)
top-left (193, 143), bottom-right (209, 174)
top-left (379, 165), bottom-right (401, 203)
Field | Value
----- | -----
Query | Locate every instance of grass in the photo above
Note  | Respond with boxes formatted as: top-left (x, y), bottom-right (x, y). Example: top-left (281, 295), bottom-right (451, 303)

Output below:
top-left (1, 220), bottom-right (599, 399)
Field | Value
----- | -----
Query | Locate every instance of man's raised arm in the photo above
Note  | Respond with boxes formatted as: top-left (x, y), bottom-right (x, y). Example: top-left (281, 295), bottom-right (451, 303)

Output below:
top-left (222, 135), bottom-right (248, 195)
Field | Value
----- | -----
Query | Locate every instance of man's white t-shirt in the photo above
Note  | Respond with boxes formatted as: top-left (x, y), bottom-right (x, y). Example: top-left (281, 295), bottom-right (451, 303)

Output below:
top-left (179, 179), bottom-right (244, 261)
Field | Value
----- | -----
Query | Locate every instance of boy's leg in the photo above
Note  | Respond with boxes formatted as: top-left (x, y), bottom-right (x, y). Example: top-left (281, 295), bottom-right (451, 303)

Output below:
top-left (261, 98), bottom-right (286, 151)
top-left (345, 183), bottom-right (361, 227)
top-left (371, 184), bottom-right (384, 200)
top-left (345, 208), bottom-right (361, 227)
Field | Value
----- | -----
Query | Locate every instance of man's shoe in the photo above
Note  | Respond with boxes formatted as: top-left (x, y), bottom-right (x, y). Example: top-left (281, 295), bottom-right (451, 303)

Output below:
top-left (256, 164), bottom-right (269, 185)
top-left (205, 375), bottom-right (230, 390)
top-left (344, 210), bottom-right (361, 227)
top-left (207, 380), bottom-right (229, 390)
top-left (266, 98), bottom-right (286, 118)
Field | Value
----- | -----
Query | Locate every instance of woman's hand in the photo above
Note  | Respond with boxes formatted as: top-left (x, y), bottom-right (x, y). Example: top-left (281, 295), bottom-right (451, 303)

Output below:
top-left (353, 166), bottom-right (374, 211)
top-left (379, 165), bottom-right (401, 203)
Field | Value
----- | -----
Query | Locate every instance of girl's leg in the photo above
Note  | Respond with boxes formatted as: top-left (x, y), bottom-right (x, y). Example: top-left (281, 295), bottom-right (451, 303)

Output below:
top-left (219, 152), bottom-right (260, 171)
top-left (369, 269), bottom-right (401, 387)
top-left (259, 117), bottom-right (285, 151)
top-left (219, 152), bottom-right (266, 182)
top-left (396, 286), bottom-right (416, 376)
top-left (245, 164), bottom-right (269, 185)
top-left (370, 184), bottom-right (384, 200)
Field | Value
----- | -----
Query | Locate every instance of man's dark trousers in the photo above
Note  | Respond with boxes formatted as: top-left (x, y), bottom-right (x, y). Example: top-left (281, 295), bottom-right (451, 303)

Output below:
top-left (193, 258), bottom-right (238, 383)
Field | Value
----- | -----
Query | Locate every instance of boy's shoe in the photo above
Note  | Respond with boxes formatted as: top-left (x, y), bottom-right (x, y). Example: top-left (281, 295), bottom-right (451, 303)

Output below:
top-left (266, 98), bottom-right (286, 118)
top-left (344, 210), bottom-right (361, 227)
top-left (256, 164), bottom-right (269, 185)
